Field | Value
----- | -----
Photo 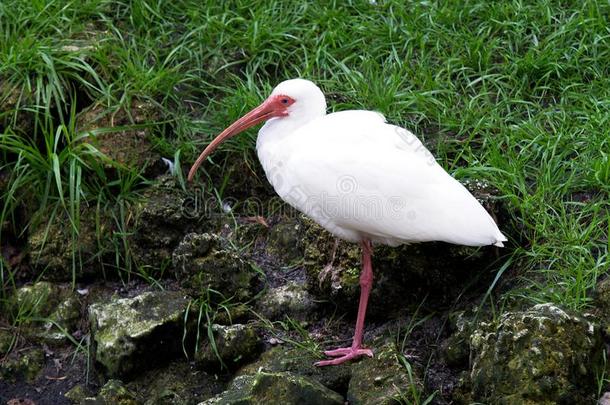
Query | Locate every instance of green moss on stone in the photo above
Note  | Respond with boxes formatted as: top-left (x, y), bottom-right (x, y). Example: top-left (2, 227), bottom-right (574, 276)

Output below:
top-left (201, 372), bottom-right (343, 405)
top-left (470, 303), bottom-right (602, 404)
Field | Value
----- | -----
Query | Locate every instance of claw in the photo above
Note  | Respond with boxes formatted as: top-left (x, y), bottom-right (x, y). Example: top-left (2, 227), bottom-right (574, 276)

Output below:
top-left (315, 347), bottom-right (374, 366)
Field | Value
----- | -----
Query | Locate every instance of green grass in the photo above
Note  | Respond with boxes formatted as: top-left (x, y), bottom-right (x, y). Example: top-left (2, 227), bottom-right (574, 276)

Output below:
top-left (0, 0), bottom-right (608, 312)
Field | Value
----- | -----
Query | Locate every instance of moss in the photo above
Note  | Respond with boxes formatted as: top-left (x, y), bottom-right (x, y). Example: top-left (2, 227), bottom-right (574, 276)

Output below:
top-left (89, 290), bottom-right (190, 378)
top-left (347, 342), bottom-right (420, 405)
top-left (255, 282), bottom-right (317, 321)
top-left (76, 99), bottom-right (164, 177)
top-left (173, 233), bottom-right (259, 302)
top-left (28, 208), bottom-right (112, 281)
top-left (126, 360), bottom-right (224, 404)
top-left (87, 379), bottom-right (139, 405)
top-left (195, 324), bottom-right (263, 371)
top-left (202, 372), bottom-right (344, 405)
top-left (13, 281), bottom-right (61, 319)
top-left (470, 303), bottom-right (602, 404)
top-left (0, 347), bottom-right (45, 382)
top-left (130, 178), bottom-right (216, 273)
top-left (236, 346), bottom-right (351, 393)
top-left (265, 220), bottom-right (304, 264)
top-left (64, 384), bottom-right (93, 403)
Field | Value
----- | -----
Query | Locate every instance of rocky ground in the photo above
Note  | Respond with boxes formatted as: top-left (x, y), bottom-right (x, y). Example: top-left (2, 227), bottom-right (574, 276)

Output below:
top-left (1, 166), bottom-right (608, 405)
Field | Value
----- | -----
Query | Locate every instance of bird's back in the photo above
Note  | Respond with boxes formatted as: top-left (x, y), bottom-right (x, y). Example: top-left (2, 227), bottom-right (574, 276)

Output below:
top-left (259, 110), bottom-right (507, 247)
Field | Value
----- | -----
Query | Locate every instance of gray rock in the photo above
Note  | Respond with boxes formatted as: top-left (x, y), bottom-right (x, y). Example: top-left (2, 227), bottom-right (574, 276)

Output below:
top-left (173, 233), bottom-right (259, 301)
top-left (347, 342), bottom-right (421, 405)
top-left (236, 346), bottom-right (351, 393)
top-left (76, 99), bottom-right (164, 176)
top-left (130, 177), bottom-right (201, 271)
top-left (265, 220), bottom-right (304, 264)
top-left (470, 303), bottom-right (602, 404)
top-left (195, 323), bottom-right (262, 370)
top-left (89, 290), bottom-right (190, 378)
top-left (126, 360), bottom-right (224, 405)
top-left (13, 281), bottom-right (62, 318)
top-left (441, 310), bottom-right (476, 367)
top-left (0, 347), bottom-right (45, 382)
top-left (82, 379), bottom-right (139, 405)
top-left (199, 372), bottom-right (344, 405)
top-left (28, 209), bottom-right (111, 280)
top-left (256, 282), bottom-right (317, 321)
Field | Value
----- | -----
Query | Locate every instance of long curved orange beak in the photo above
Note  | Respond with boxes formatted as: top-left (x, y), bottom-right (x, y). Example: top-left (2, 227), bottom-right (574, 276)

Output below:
top-left (187, 97), bottom-right (286, 182)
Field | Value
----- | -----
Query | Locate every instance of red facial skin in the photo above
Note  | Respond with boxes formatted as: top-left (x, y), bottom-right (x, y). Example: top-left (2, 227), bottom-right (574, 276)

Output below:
top-left (187, 94), bottom-right (295, 182)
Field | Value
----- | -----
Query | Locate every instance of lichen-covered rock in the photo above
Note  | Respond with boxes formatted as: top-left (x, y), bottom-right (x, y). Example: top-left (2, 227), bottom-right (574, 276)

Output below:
top-left (265, 220), bottom-right (304, 264)
top-left (594, 277), bottom-right (610, 333)
top-left (89, 290), bottom-right (190, 378)
top-left (64, 384), bottom-right (93, 403)
top-left (255, 282), bottom-right (317, 321)
top-left (125, 360), bottom-right (224, 405)
top-left (129, 177), bottom-right (216, 273)
top-left (28, 209), bottom-right (111, 280)
top-left (7, 282), bottom-right (81, 344)
top-left (347, 342), bottom-right (421, 405)
top-left (12, 281), bottom-right (62, 319)
top-left (236, 346), bottom-right (351, 393)
top-left (0, 347), bottom-right (44, 382)
top-left (0, 82), bottom-right (36, 135)
top-left (173, 233), bottom-right (259, 301)
top-left (200, 372), bottom-right (344, 405)
top-left (195, 323), bottom-right (262, 371)
top-left (0, 328), bottom-right (14, 353)
top-left (84, 379), bottom-right (139, 405)
top-left (470, 303), bottom-right (602, 404)
top-left (76, 99), bottom-right (164, 176)
top-left (441, 309), bottom-right (477, 367)
top-left (40, 295), bottom-right (82, 344)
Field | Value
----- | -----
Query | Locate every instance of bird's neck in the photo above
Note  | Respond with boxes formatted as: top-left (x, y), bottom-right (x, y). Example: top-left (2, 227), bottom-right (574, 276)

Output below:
top-left (256, 111), bottom-right (325, 154)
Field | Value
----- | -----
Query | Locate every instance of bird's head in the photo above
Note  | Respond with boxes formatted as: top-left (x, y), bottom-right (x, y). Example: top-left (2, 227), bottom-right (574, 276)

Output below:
top-left (187, 78), bottom-right (326, 182)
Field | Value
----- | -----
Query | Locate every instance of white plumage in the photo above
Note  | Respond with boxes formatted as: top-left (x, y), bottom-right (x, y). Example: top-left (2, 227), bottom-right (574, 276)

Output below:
top-left (256, 79), bottom-right (507, 248)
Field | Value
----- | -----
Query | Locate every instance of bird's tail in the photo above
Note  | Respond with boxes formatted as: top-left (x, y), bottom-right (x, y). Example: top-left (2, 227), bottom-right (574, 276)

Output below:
top-left (493, 232), bottom-right (508, 247)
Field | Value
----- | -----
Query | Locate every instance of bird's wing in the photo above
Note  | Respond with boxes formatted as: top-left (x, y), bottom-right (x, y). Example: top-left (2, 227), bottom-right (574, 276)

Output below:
top-left (276, 110), bottom-right (506, 247)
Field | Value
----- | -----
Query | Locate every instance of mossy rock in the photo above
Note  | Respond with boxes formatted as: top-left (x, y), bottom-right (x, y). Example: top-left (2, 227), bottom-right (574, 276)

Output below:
top-left (76, 99), bottom-right (165, 177)
top-left (130, 177), bottom-right (213, 273)
top-left (441, 309), bottom-right (479, 367)
top-left (200, 371), bottom-right (344, 405)
top-left (255, 281), bottom-right (317, 321)
top-left (89, 290), bottom-right (190, 379)
top-left (0, 328), bottom-right (15, 354)
top-left (83, 379), bottom-right (139, 405)
top-left (126, 360), bottom-right (224, 405)
top-left (27, 208), bottom-right (113, 281)
top-left (195, 323), bottom-right (263, 371)
top-left (470, 303), bottom-right (602, 404)
top-left (12, 281), bottom-right (63, 319)
top-left (173, 233), bottom-right (260, 302)
top-left (0, 347), bottom-right (45, 382)
top-left (0, 82), bottom-right (36, 135)
top-left (237, 346), bottom-right (351, 393)
top-left (65, 384), bottom-right (94, 403)
top-left (7, 282), bottom-right (82, 345)
top-left (265, 220), bottom-right (304, 264)
top-left (347, 342), bottom-right (421, 405)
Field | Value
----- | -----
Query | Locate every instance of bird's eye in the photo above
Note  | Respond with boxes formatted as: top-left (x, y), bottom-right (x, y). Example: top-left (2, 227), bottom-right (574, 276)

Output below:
top-left (281, 98), bottom-right (289, 104)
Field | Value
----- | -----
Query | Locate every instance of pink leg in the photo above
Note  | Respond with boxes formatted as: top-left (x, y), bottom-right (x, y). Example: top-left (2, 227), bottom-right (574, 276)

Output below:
top-left (315, 239), bottom-right (374, 366)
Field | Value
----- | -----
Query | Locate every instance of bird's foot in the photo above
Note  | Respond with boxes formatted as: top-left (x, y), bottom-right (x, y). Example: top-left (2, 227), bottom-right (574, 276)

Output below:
top-left (314, 346), bottom-right (373, 367)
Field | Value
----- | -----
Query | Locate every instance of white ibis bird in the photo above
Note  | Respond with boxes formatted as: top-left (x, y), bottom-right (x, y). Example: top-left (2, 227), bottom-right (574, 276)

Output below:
top-left (188, 79), bottom-right (507, 366)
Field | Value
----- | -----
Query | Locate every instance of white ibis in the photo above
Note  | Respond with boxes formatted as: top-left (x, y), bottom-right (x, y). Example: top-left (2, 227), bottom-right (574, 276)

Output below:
top-left (188, 79), bottom-right (507, 366)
